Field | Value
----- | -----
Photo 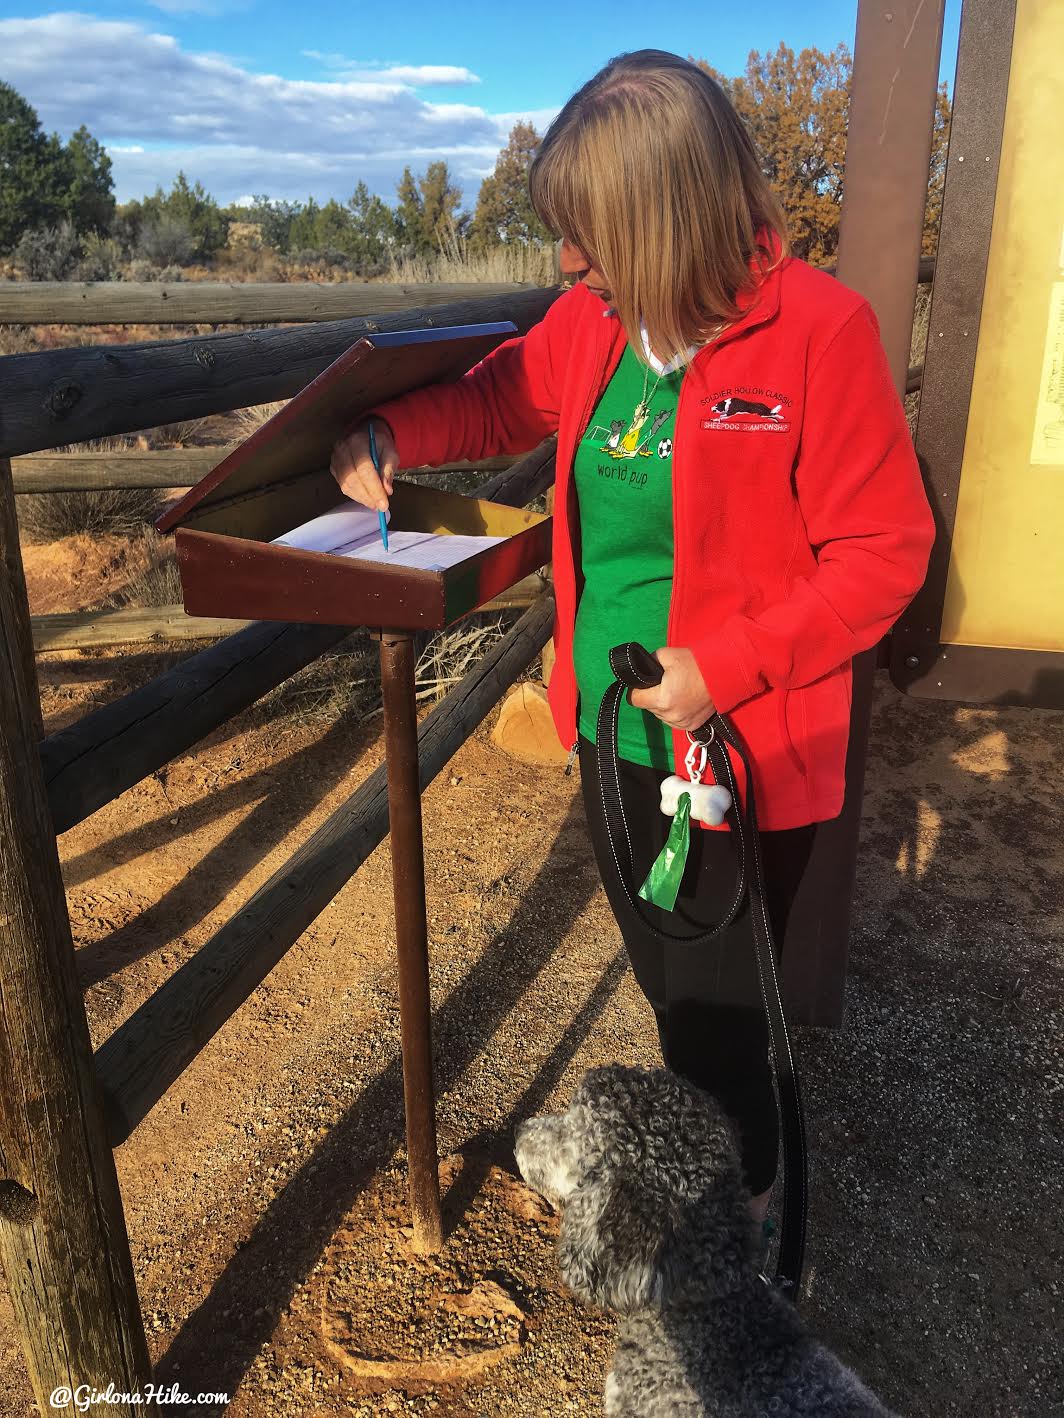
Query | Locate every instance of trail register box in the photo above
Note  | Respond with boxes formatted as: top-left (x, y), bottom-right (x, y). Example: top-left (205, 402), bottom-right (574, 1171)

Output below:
top-left (157, 323), bottom-right (553, 631)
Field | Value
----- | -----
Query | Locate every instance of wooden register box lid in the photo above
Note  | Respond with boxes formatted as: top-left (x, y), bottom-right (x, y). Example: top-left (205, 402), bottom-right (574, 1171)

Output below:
top-left (156, 323), bottom-right (553, 632)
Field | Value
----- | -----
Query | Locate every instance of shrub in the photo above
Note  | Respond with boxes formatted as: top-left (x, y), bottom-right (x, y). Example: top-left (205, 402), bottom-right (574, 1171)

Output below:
top-left (18, 486), bottom-right (162, 542)
top-left (137, 215), bottom-right (195, 267)
top-left (214, 241), bottom-right (284, 281)
top-left (226, 220), bottom-right (263, 251)
top-left (12, 219), bottom-right (81, 280)
top-left (17, 437), bottom-right (161, 542)
top-left (142, 415), bottom-right (205, 447)
top-left (121, 173), bottom-right (229, 262)
top-left (76, 232), bottom-right (123, 281)
top-left (287, 246), bottom-right (354, 273)
top-left (126, 257), bottom-right (159, 281)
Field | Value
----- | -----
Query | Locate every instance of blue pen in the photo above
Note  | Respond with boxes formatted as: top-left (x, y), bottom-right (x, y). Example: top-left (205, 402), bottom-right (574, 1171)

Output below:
top-left (368, 418), bottom-right (389, 553)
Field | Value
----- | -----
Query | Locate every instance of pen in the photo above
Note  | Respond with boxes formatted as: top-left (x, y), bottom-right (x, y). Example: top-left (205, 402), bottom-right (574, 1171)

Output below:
top-left (367, 418), bottom-right (389, 553)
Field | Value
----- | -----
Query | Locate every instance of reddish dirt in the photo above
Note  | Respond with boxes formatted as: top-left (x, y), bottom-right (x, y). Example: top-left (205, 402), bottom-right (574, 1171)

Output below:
top-left (21, 533), bottom-right (151, 614)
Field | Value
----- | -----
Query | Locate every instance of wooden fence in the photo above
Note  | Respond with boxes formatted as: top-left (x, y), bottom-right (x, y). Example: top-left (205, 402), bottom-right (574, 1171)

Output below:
top-left (7, 265), bottom-right (930, 649)
top-left (0, 283), bottom-right (559, 1413)
top-left (0, 257), bottom-right (935, 327)
top-left (0, 279), bottom-right (541, 325)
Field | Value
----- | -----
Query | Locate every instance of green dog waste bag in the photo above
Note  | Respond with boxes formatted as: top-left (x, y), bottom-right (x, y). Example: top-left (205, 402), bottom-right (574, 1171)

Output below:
top-left (638, 791), bottom-right (691, 912)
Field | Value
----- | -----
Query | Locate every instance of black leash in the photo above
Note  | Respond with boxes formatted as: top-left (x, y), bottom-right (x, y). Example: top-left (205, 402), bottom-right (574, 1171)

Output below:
top-left (596, 641), bottom-right (807, 1298)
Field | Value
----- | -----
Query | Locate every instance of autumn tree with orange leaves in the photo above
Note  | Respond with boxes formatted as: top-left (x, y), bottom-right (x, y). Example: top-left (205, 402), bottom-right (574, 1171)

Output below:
top-left (697, 44), bottom-right (951, 265)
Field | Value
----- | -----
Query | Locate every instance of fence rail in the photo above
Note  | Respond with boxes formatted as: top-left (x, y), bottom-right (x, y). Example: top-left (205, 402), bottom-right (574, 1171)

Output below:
top-left (0, 258), bottom-right (936, 329)
top-left (0, 280), bottom-right (539, 326)
top-left (11, 450), bottom-right (519, 494)
top-left (0, 287), bottom-right (558, 460)
top-left (30, 573), bottom-right (545, 651)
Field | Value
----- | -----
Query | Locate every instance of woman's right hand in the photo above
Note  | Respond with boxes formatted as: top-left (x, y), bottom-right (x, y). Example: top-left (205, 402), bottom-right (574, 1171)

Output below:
top-left (330, 418), bottom-right (399, 512)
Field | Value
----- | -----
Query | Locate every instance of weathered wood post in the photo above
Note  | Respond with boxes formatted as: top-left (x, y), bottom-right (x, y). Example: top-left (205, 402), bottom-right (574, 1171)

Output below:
top-left (378, 630), bottom-right (444, 1252)
top-left (0, 456), bottom-right (156, 1414)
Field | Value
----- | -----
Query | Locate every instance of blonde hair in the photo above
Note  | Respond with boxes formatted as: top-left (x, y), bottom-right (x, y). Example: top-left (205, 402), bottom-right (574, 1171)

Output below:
top-left (529, 49), bottom-right (788, 369)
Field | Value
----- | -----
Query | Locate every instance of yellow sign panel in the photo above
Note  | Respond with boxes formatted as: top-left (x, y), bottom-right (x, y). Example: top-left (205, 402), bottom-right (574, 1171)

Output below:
top-left (941, 0), bottom-right (1064, 652)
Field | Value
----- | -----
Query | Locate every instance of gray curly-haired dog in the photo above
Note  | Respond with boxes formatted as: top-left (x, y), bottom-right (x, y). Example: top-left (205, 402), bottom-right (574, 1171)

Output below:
top-left (514, 1065), bottom-right (897, 1417)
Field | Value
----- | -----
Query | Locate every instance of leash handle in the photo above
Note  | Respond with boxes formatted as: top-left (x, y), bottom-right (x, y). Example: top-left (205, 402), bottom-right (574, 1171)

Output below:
top-left (600, 645), bottom-right (743, 938)
top-left (610, 641), bottom-right (666, 693)
top-left (599, 641), bottom-right (807, 1298)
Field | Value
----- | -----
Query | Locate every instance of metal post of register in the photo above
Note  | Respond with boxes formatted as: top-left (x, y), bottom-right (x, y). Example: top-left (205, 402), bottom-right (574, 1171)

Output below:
top-left (377, 629), bottom-right (444, 1253)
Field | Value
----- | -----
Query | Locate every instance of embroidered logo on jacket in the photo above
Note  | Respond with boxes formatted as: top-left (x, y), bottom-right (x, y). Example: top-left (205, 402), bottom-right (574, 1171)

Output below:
top-left (701, 389), bottom-right (792, 434)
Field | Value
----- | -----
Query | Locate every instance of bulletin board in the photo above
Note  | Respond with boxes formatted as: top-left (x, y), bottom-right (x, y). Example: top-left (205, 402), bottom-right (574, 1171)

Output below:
top-left (890, 0), bottom-right (1064, 706)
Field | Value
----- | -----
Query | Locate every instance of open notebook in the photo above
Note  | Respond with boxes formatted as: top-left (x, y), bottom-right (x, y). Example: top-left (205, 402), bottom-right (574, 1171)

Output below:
top-left (273, 501), bottom-right (505, 572)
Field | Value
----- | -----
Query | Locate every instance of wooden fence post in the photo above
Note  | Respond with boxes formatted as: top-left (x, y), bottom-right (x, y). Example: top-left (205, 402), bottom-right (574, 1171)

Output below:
top-left (0, 457), bottom-right (155, 1414)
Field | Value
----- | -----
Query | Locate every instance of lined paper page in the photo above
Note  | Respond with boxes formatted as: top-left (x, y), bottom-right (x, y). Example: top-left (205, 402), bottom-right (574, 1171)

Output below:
top-left (273, 501), bottom-right (504, 571)
top-left (343, 531), bottom-right (504, 571)
top-left (273, 502), bottom-right (383, 555)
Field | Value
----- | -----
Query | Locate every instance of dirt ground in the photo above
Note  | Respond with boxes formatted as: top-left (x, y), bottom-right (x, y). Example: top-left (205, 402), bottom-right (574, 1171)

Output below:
top-left (1, 538), bottom-right (1061, 1417)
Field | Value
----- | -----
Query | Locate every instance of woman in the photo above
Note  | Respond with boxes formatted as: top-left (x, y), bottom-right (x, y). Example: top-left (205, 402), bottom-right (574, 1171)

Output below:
top-left (330, 50), bottom-right (935, 1223)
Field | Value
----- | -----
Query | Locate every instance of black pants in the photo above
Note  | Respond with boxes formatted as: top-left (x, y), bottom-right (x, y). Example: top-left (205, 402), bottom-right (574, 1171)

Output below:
top-left (578, 736), bottom-right (814, 1195)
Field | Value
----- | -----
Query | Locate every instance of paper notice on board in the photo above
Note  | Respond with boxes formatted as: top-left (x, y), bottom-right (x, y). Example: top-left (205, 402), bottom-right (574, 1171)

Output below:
top-left (1030, 281), bottom-right (1064, 465)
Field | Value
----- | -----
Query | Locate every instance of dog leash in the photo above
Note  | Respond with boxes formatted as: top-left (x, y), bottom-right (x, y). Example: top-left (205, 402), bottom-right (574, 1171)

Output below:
top-left (596, 641), bottom-right (807, 1299)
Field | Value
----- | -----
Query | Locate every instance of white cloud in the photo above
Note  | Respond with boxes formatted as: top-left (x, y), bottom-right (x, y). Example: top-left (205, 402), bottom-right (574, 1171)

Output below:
top-left (303, 53), bottom-right (482, 87)
top-left (0, 13), bottom-right (554, 205)
top-left (147, 0), bottom-right (252, 13)
top-left (495, 108), bottom-right (563, 133)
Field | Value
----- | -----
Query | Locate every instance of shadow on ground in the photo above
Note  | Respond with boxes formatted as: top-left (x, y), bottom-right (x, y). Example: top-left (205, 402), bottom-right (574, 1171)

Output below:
top-left (155, 799), bottom-right (604, 1405)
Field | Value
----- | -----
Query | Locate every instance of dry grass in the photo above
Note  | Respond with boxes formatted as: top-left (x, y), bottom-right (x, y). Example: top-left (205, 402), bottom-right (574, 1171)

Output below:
top-left (905, 283), bottom-right (933, 436)
top-left (16, 436), bottom-right (162, 543)
top-left (0, 325), bottom-right (40, 357)
top-left (233, 401), bottom-right (288, 436)
top-left (111, 529), bottom-right (183, 608)
top-left (388, 232), bottom-right (556, 288)
top-left (18, 486), bottom-right (160, 543)
top-left (142, 416), bottom-right (209, 448)
top-left (255, 612), bottom-right (521, 727)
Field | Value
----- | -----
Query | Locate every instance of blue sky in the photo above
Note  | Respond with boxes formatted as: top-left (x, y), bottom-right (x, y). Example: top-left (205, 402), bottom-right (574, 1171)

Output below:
top-left (0, 2), bottom-right (961, 208)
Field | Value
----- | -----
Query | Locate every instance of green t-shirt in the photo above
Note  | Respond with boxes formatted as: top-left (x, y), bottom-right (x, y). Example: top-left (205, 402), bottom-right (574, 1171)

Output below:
top-left (573, 343), bottom-right (684, 768)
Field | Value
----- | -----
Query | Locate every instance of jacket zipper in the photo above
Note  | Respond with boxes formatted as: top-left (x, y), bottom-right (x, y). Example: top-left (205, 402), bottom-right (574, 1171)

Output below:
top-left (561, 313), bottom-right (624, 774)
top-left (664, 317), bottom-right (767, 784)
top-left (554, 271), bottom-right (781, 771)
top-left (667, 343), bottom-right (716, 783)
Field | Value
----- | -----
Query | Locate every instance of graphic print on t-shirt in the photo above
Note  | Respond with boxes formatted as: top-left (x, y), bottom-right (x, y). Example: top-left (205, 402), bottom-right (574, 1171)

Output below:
top-left (588, 399), bottom-right (674, 460)
top-left (573, 343), bottom-right (685, 769)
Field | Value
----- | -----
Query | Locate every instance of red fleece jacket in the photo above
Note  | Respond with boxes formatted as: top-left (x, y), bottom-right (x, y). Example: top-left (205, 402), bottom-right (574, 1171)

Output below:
top-left (368, 255), bottom-right (935, 829)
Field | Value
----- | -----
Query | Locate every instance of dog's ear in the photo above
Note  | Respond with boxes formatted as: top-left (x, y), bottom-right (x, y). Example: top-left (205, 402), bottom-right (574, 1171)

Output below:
top-left (558, 1169), bottom-right (680, 1314)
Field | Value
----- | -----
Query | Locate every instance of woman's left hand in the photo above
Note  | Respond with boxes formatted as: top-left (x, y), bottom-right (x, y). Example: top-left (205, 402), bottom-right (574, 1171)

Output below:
top-left (628, 647), bottom-right (716, 731)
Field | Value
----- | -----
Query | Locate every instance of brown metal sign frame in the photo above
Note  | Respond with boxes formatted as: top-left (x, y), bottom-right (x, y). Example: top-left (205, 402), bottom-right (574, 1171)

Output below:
top-left (889, 0), bottom-right (1064, 709)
